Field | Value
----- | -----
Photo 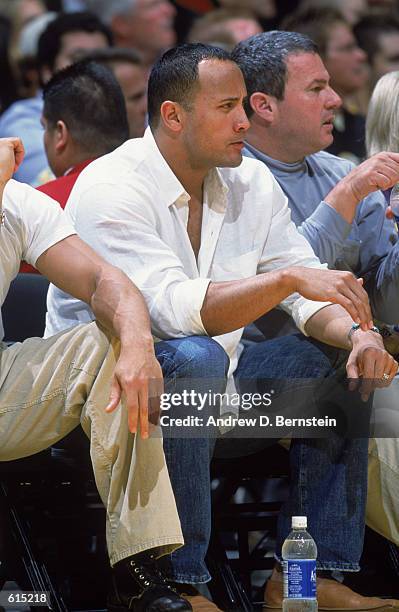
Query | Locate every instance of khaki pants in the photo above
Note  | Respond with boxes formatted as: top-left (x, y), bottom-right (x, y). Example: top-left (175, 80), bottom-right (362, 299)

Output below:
top-left (368, 438), bottom-right (399, 546)
top-left (0, 321), bottom-right (183, 565)
top-left (366, 380), bottom-right (399, 546)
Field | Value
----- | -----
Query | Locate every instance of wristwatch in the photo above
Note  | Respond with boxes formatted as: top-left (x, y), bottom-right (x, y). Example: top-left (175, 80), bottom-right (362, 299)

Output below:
top-left (348, 322), bottom-right (380, 341)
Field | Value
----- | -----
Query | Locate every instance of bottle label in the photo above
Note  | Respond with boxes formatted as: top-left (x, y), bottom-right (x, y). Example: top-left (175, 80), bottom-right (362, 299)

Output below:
top-left (283, 559), bottom-right (317, 599)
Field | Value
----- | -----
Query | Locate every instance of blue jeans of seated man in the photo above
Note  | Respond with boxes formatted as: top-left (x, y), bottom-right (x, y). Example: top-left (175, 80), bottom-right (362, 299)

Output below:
top-left (235, 334), bottom-right (369, 572)
top-left (155, 336), bottom-right (229, 584)
top-left (156, 334), bottom-right (369, 582)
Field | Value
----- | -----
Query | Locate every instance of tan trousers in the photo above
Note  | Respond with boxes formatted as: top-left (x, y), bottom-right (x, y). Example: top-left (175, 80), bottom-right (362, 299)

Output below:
top-left (0, 321), bottom-right (183, 565)
top-left (367, 379), bottom-right (399, 546)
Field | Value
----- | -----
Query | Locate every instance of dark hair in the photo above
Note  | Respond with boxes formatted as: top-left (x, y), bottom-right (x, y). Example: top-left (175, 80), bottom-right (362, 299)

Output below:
top-left (147, 42), bottom-right (232, 128)
top-left (37, 12), bottom-right (113, 72)
top-left (43, 59), bottom-right (129, 157)
top-left (354, 14), bottom-right (399, 65)
top-left (282, 7), bottom-right (346, 58)
top-left (82, 46), bottom-right (143, 69)
top-left (231, 31), bottom-right (318, 116)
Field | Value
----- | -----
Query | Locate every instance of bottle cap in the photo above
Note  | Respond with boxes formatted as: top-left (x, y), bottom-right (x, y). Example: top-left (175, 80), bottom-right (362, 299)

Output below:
top-left (292, 516), bottom-right (307, 529)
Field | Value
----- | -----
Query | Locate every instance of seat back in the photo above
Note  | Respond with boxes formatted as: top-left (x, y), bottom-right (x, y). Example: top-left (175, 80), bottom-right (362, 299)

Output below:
top-left (2, 273), bottom-right (49, 342)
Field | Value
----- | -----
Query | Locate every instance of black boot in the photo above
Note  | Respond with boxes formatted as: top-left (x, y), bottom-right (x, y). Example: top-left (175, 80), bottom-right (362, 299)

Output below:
top-left (108, 551), bottom-right (193, 612)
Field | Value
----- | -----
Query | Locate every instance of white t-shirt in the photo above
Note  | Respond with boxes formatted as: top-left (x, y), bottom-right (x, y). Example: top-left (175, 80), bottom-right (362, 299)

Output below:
top-left (0, 179), bottom-right (75, 340)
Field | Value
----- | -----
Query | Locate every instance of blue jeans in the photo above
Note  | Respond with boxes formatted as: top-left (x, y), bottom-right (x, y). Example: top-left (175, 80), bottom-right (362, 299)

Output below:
top-left (156, 334), bottom-right (369, 581)
top-left (155, 336), bottom-right (229, 583)
top-left (235, 334), bottom-right (369, 571)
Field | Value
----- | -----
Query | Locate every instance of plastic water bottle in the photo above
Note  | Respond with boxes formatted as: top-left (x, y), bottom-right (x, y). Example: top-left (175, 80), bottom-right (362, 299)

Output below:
top-left (389, 183), bottom-right (399, 225)
top-left (282, 516), bottom-right (318, 611)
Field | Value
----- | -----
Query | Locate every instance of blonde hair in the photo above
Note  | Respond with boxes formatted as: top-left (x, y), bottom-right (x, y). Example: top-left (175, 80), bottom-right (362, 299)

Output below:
top-left (366, 71), bottom-right (399, 155)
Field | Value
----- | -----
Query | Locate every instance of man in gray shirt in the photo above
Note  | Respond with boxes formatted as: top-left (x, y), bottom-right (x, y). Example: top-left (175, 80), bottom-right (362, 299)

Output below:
top-left (232, 28), bottom-right (399, 587)
top-left (232, 30), bottom-right (399, 329)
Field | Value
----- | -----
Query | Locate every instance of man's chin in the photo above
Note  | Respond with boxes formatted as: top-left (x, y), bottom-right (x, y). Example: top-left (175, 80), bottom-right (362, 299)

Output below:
top-left (218, 153), bottom-right (243, 168)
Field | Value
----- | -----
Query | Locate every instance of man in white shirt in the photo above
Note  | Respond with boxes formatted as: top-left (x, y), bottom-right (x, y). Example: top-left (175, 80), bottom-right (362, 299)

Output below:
top-left (46, 45), bottom-right (398, 610)
top-left (0, 138), bottom-right (194, 612)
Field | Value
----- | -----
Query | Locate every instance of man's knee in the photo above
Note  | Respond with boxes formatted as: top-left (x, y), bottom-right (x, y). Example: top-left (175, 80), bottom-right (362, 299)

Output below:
top-left (156, 336), bottom-right (229, 379)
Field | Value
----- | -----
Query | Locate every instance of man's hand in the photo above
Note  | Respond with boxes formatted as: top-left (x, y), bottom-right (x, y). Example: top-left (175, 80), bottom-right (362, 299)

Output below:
top-left (105, 342), bottom-right (163, 439)
top-left (347, 329), bottom-right (398, 401)
top-left (288, 267), bottom-right (373, 331)
top-left (325, 152), bottom-right (399, 223)
top-left (0, 137), bottom-right (24, 183)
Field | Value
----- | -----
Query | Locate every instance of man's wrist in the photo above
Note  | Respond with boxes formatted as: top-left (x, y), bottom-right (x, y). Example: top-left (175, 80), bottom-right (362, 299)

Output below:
top-left (324, 180), bottom-right (359, 222)
top-left (348, 322), bottom-right (382, 347)
top-left (279, 267), bottom-right (300, 294)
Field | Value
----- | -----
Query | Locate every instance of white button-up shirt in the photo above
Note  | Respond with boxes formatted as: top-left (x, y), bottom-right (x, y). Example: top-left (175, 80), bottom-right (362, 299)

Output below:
top-left (45, 128), bottom-right (330, 376)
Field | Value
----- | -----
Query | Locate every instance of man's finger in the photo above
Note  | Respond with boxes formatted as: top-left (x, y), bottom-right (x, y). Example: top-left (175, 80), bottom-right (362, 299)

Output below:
top-left (127, 392), bottom-right (140, 434)
top-left (138, 384), bottom-right (149, 439)
top-left (347, 361), bottom-right (359, 389)
top-left (105, 377), bottom-right (122, 413)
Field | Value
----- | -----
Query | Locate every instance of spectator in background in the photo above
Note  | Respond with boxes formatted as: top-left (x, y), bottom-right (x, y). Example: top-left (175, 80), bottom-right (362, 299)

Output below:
top-left (283, 7), bottom-right (368, 163)
top-left (355, 15), bottom-right (399, 94)
top-left (0, 11), bottom-right (112, 185)
top-left (297, 0), bottom-right (367, 25)
top-left (0, 0), bottom-right (48, 107)
top-left (83, 48), bottom-right (147, 138)
top-left (217, 0), bottom-right (276, 21)
top-left (186, 8), bottom-right (262, 49)
top-left (0, 0), bottom-right (46, 29)
top-left (232, 29), bottom-right (399, 329)
top-left (84, 0), bottom-right (176, 70)
top-left (232, 31), bottom-right (399, 565)
top-left (21, 59), bottom-right (129, 273)
top-left (15, 13), bottom-right (58, 100)
top-left (366, 70), bottom-right (399, 158)
top-left (365, 69), bottom-right (399, 552)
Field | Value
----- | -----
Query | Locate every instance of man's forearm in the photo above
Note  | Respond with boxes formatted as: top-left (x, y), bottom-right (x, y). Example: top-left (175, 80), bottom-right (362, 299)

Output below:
top-left (201, 269), bottom-right (295, 336)
top-left (304, 305), bottom-right (353, 350)
top-left (90, 265), bottom-right (154, 352)
top-left (201, 264), bottom-right (373, 337)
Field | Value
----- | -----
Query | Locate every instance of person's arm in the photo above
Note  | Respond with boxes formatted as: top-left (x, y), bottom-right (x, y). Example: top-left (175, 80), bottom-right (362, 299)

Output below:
top-left (36, 235), bottom-right (162, 439)
top-left (0, 138), bottom-right (160, 439)
top-left (323, 152), bottom-right (399, 223)
top-left (201, 266), bottom-right (371, 335)
top-left (296, 153), bottom-right (399, 269)
top-left (201, 176), bottom-right (373, 335)
top-left (304, 304), bottom-right (398, 399)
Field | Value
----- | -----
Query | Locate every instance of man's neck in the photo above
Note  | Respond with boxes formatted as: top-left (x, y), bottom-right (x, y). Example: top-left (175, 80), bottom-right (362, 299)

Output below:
top-left (155, 133), bottom-right (206, 202)
top-left (245, 127), bottom-right (305, 165)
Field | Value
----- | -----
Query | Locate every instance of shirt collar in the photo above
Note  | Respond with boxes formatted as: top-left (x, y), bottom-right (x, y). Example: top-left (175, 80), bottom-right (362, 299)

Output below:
top-left (244, 141), bottom-right (310, 175)
top-left (143, 127), bottom-right (189, 207)
top-left (143, 127), bottom-right (229, 211)
top-left (64, 158), bottom-right (94, 177)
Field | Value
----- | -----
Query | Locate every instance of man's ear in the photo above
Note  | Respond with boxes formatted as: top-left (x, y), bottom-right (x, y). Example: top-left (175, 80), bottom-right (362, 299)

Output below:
top-left (159, 100), bottom-right (184, 133)
top-left (248, 92), bottom-right (277, 124)
top-left (55, 120), bottom-right (69, 153)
